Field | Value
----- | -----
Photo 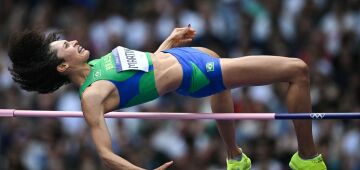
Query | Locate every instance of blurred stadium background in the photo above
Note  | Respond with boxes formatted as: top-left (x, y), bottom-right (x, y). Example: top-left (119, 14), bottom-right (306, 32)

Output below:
top-left (1, 0), bottom-right (360, 169)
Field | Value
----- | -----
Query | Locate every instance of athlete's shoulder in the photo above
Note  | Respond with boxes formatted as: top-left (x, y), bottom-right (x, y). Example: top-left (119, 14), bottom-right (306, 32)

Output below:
top-left (81, 85), bottom-right (102, 101)
top-left (81, 81), bottom-right (115, 101)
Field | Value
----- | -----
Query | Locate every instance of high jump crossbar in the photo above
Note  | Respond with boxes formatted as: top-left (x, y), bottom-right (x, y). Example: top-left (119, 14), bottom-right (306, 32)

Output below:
top-left (0, 109), bottom-right (360, 120)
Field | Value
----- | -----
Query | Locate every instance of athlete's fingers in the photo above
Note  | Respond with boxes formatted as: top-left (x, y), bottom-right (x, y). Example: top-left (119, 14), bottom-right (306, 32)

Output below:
top-left (184, 32), bottom-right (196, 39)
top-left (185, 30), bottom-right (196, 36)
top-left (154, 161), bottom-right (173, 170)
top-left (175, 27), bottom-right (188, 32)
top-left (186, 27), bottom-right (195, 32)
top-left (180, 38), bottom-right (193, 44)
top-left (185, 30), bottom-right (196, 35)
top-left (181, 26), bottom-right (195, 33)
top-left (170, 27), bottom-right (196, 42)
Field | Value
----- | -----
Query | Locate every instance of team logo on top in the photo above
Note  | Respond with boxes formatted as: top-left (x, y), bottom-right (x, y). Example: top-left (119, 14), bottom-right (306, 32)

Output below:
top-left (206, 62), bottom-right (214, 72)
top-left (94, 70), bottom-right (101, 79)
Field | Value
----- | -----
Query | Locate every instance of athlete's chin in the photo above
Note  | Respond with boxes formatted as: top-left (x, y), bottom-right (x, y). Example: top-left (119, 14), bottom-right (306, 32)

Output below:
top-left (82, 50), bottom-right (90, 59)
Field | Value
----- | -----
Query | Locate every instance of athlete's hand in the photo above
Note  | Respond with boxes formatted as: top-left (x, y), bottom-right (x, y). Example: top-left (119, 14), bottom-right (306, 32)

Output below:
top-left (154, 161), bottom-right (173, 170)
top-left (166, 25), bottom-right (196, 47)
top-left (155, 25), bottom-right (196, 52)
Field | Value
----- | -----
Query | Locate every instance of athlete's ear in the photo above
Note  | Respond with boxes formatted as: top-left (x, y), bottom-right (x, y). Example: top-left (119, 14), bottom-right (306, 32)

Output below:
top-left (57, 63), bottom-right (69, 73)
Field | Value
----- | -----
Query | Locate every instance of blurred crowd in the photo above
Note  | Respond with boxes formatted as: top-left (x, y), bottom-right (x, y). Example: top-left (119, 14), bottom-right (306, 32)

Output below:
top-left (1, 0), bottom-right (360, 169)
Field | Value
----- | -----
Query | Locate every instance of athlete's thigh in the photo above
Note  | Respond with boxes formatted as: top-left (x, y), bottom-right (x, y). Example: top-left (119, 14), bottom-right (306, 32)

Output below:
top-left (192, 47), bottom-right (234, 104)
top-left (220, 56), bottom-right (306, 89)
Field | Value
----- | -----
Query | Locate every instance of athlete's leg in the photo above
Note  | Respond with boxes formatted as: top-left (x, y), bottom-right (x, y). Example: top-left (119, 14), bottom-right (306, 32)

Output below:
top-left (210, 90), bottom-right (241, 158)
top-left (192, 47), bottom-right (241, 158)
top-left (221, 55), bottom-right (317, 158)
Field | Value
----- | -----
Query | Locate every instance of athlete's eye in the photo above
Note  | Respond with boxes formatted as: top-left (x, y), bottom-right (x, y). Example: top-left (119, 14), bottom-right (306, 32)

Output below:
top-left (64, 42), bottom-right (69, 49)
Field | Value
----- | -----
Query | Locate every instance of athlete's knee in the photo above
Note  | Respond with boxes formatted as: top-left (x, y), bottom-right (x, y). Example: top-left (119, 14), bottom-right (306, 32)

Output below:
top-left (288, 58), bottom-right (310, 83)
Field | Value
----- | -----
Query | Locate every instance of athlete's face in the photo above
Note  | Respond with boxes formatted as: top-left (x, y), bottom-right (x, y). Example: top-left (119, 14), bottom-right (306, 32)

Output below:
top-left (50, 40), bottom-right (90, 73)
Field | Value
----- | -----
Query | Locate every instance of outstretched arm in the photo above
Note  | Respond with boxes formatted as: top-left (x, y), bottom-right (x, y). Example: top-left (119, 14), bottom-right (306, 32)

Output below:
top-left (82, 88), bottom-right (143, 170)
top-left (81, 86), bottom-right (172, 170)
top-left (155, 25), bottom-right (196, 53)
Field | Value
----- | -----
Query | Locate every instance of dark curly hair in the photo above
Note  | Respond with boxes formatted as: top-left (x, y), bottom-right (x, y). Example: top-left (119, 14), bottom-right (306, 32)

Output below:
top-left (8, 30), bottom-right (70, 93)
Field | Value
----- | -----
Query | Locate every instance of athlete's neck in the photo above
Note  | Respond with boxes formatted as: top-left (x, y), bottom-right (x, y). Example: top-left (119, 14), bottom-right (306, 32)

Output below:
top-left (68, 63), bottom-right (91, 87)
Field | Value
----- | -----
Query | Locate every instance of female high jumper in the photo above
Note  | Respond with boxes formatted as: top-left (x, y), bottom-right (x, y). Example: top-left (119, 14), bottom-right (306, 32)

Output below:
top-left (8, 26), bottom-right (326, 170)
